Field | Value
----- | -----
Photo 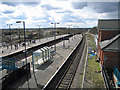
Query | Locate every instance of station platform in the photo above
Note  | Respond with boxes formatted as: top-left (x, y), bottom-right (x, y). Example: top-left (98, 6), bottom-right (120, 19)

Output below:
top-left (15, 34), bottom-right (83, 88)
top-left (0, 34), bottom-right (69, 79)
top-left (0, 34), bottom-right (69, 57)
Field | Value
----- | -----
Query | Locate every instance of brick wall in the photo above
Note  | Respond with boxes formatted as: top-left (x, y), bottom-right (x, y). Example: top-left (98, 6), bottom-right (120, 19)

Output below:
top-left (103, 51), bottom-right (120, 69)
top-left (97, 30), bottom-right (120, 69)
top-left (100, 30), bottom-right (119, 41)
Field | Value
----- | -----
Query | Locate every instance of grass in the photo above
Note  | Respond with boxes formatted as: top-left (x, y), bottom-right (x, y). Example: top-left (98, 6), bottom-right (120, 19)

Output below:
top-left (79, 73), bottom-right (83, 88)
top-left (85, 33), bottom-right (105, 88)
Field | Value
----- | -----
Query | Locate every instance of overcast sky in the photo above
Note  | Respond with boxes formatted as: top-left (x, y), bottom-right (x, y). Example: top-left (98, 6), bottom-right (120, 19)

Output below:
top-left (0, 0), bottom-right (119, 29)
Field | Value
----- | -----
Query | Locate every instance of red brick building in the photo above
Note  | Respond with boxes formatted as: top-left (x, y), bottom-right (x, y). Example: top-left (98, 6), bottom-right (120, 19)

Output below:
top-left (97, 19), bottom-right (120, 70)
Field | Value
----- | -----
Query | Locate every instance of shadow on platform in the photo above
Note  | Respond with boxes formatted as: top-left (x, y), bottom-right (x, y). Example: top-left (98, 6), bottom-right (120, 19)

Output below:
top-left (37, 60), bottom-right (54, 70)
top-left (6, 74), bottom-right (31, 88)
top-left (2, 63), bottom-right (31, 89)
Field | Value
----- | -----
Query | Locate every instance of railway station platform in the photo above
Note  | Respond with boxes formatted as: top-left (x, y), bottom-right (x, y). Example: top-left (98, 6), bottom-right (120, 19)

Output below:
top-left (0, 34), bottom-right (69, 80)
top-left (0, 34), bottom-right (69, 57)
top-left (14, 34), bottom-right (83, 89)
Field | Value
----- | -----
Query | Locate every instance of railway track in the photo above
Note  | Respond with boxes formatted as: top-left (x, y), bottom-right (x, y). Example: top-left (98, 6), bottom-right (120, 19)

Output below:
top-left (1, 34), bottom-right (73, 89)
top-left (2, 34), bottom-right (72, 60)
top-left (44, 35), bottom-right (86, 89)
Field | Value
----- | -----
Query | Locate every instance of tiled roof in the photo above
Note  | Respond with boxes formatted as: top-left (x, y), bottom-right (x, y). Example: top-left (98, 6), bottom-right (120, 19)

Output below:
top-left (97, 19), bottom-right (120, 30)
top-left (99, 34), bottom-right (120, 51)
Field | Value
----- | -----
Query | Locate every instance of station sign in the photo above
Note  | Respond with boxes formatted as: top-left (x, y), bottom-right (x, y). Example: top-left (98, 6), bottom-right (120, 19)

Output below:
top-left (0, 57), bottom-right (18, 70)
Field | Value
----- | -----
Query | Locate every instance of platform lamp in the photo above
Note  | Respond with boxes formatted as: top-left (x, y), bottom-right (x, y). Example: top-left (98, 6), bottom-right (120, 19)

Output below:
top-left (37, 25), bottom-right (41, 42)
top-left (51, 23), bottom-right (59, 52)
top-left (16, 21), bottom-right (27, 64)
top-left (73, 26), bottom-right (77, 39)
top-left (7, 24), bottom-right (13, 50)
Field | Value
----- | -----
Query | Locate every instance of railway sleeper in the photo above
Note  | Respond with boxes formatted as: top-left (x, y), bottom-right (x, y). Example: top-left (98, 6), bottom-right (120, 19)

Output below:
top-left (69, 68), bottom-right (76, 72)
top-left (62, 79), bottom-right (71, 82)
top-left (65, 74), bottom-right (73, 77)
top-left (67, 69), bottom-right (75, 74)
top-left (70, 64), bottom-right (77, 68)
top-left (64, 77), bottom-right (72, 80)
top-left (64, 78), bottom-right (71, 80)
top-left (68, 67), bottom-right (76, 72)
top-left (67, 72), bottom-right (74, 75)
top-left (58, 86), bottom-right (68, 89)
top-left (70, 64), bottom-right (76, 68)
top-left (73, 61), bottom-right (79, 65)
top-left (59, 84), bottom-right (69, 88)
top-left (61, 81), bottom-right (70, 85)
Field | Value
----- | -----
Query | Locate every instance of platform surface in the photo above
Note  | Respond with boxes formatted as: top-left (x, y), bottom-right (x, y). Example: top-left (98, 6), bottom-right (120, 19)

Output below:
top-left (19, 34), bottom-right (82, 88)
top-left (1, 34), bottom-right (83, 88)
top-left (0, 34), bottom-right (69, 57)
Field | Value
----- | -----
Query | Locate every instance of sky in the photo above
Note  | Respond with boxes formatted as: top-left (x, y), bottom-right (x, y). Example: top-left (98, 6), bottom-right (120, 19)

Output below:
top-left (0, 0), bottom-right (119, 29)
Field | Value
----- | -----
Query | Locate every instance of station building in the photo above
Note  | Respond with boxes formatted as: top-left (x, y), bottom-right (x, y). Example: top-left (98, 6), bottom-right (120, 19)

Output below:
top-left (97, 19), bottom-right (120, 70)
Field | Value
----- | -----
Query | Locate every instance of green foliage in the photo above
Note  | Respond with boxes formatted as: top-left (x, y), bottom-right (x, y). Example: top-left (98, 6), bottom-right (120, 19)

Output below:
top-left (86, 55), bottom-right (104, 88)
top-left (50, 31), bottom-right (56, 35)
top-left (90, 27), bottom-right (98, 34)
top-left (85, 34), bottom-right (105, 88)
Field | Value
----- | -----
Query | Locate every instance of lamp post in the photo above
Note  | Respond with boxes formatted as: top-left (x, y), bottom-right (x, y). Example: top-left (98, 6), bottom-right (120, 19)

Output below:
top-left (73, 26), bottom-right (77, 39)
top-left (16, 21), bottom-right (27, 64)
top-left (67, 25), bottom-right (72, 34)
top-left (37, 25), bottom-right (41, 42)
top-left (51, 23), bottom-right (59, 52)
top-left (7, 24), bottom-right (13, 50)
top-left (2, 33), bottom-right (4, 53)
top-left (18, 27), bottom-right (21, 46)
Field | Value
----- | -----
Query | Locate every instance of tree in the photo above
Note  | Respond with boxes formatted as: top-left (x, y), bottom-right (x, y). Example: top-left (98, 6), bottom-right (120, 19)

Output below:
top-left (90, 27), bottom-right (98, 34)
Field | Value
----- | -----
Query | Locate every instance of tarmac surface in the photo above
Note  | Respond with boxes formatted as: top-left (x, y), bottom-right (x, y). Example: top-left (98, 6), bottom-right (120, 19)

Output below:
top-left (8, 34), bottom-right (83, 88)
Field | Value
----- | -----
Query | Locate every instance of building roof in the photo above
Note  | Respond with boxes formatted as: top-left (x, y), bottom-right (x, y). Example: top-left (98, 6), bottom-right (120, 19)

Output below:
top-left (99, 34), bottom-right (120, 52)
top-left (97, 19), bottom-right (120, 30)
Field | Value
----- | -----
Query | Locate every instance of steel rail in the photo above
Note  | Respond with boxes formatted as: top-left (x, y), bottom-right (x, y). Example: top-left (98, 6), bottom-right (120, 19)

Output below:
top-left (2, 35), bottom-right (72, 60)
top-left (43, 35), bottom-right (85, 89)
top-left (56, 36), bottom-right (85, 89)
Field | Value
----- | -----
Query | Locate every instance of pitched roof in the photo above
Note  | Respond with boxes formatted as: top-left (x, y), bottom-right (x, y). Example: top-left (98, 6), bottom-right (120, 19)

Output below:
top-left (97, 19), bottom-right (120, 30)
top-left (99, 34), bottom-right (120, 52)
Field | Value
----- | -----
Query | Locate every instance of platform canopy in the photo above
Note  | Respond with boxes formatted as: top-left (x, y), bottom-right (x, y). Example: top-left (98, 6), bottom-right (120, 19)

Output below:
top-left (33, 49), bottom-right (42, 56)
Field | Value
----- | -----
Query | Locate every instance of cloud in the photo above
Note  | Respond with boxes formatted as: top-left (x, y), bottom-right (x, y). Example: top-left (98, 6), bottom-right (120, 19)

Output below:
top-left (41, 4), bottom-right (61, 10)
top-left (12, 14), bottom-right (27, 20)
top-left (3, 10), bottom-right (14, 14)
top-left (0, 1), bottom-right (119, 29)
top-left (88, 2), bottom-right (118, 13)
top-left (62, 14), bottom-right (84, 23)
top-left (56, 10), bottom-right (73, 13)
top-left (2, 2), bottom-right (18, 6)
top-left (72, 2), bottom-right (87, 9)
top-left (2, 2), bottom-right (40, 7)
